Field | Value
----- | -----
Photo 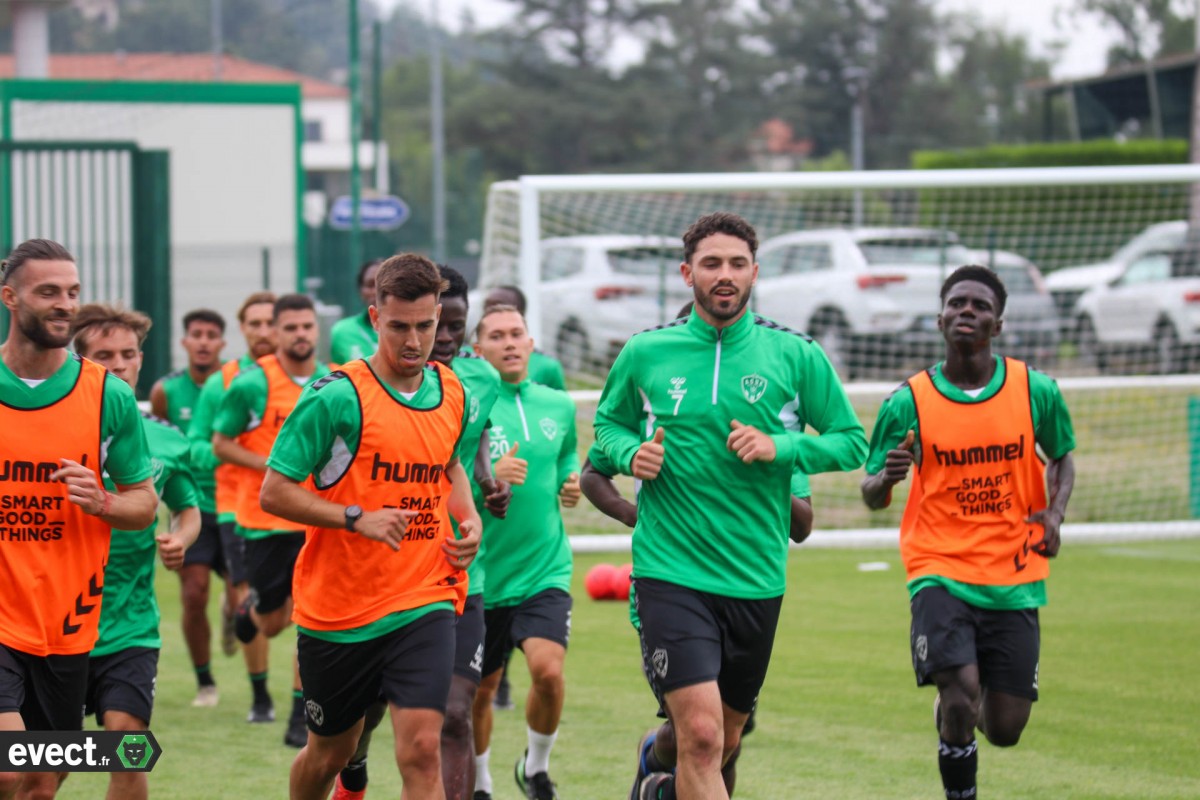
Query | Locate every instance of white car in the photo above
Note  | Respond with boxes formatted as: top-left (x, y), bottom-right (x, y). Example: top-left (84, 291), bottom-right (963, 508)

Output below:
top-left (752, 228), bottom-right (973, 376)
top-left (1046, 220), bottom-right (1186, 339)
top-left (1073, 243), bottom-right (1200, 374)
top-left (470, 235), bottom-right (686, 371)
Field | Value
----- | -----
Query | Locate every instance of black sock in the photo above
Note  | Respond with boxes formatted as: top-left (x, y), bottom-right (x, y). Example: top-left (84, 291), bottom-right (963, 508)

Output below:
top-left (644, 740), bottom-right (671, 774)
top-left (195, 663), bottom-right (216, 688)
top-left (938, 738), bottom-right (978, 799)
top-left (340, 757), bottom-right (368, 792)
top-left (291, 690), bottom-right (304, 721)
top-left (250, 672), bottom-right (271, 705)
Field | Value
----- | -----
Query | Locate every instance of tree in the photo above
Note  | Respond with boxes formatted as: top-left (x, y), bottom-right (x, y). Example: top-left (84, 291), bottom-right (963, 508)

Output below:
top-left (1072, 0), bottom-right (1195, 66)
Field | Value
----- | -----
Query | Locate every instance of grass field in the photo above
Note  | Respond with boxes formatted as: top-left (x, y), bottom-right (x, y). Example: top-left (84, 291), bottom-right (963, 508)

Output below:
top-left (50, 537), bottom-right (1200, 799)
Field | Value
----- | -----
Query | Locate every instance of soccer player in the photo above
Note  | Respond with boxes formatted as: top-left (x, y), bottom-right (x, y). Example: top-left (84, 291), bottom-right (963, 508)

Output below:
top-left (0, 239), bottom-right (156, 800)
top-left (149, 308), bottom-right (237, 708)
top-left (593, 212), bottom-right (866, 800)
top-left (187, 292), bottom-right (277, 723)
top-left (482, 286), bottom-right (566, 391)
top-left (330, 258), bottom-right (382, 365)
top-left (470, 304), bottom-right (581, 800)
top-left (257, 253), bottom-right (482, 800)
top-left (860, 265), bottom-right (1076, 800)
top-left (212, 293), bottom-right (331, 748)
top-left (330, 265), bottom-right (512, 800)
top-left (64, 304), bottom-right (200, 800)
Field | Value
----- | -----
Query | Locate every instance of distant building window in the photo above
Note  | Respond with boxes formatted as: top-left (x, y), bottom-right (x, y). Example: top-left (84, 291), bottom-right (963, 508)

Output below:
top-left (303, 120), bottom-right (323, 142)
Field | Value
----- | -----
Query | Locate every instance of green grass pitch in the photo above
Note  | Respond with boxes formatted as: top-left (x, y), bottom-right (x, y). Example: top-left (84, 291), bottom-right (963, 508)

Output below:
top-left (51, 538), bottom-right (1200, 799)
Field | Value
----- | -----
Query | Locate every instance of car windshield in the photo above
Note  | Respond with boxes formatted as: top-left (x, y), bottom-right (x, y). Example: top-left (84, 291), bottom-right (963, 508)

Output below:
top-left (992, 263), bottom-right (1038, 293)
top-left (608, 247), bottom-right (683, 276)
top-left (857, 238), bottom-right (969, 266)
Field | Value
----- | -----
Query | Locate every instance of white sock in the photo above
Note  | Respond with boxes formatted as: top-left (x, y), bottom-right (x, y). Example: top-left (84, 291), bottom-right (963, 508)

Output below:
top-left (475, 749), bottom-right (492, 793)
top-left (525, 727), bottom-right (558, 776)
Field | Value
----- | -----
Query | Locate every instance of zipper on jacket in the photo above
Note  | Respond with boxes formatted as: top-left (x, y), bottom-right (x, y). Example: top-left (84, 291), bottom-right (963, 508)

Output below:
top-left (515, 389), bottom-right (531, 440)
top-left (712, 328), bottom-right (723, 405)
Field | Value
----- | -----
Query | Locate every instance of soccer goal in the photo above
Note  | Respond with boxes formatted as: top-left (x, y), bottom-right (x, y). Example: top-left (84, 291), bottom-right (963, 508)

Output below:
top-left (478, 165), bottom-right (1200, 538)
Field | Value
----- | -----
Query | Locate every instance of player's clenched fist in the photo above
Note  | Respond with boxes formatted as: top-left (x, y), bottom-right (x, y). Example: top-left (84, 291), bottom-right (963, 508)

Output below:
top-left (156, 532), bottom-right (188, 571)
top-left (494, 442), bottom-right (528, 485)
top-left (443, 517), bottom-right (481, 569)
top-left (631, 427), bottom-right (665, 480)
top-left (354, 508), bottom-right (416, 551)
top-left (881, 430), bottom-right (916, 486)
top-left (727, 420), bottom-right (776, 463)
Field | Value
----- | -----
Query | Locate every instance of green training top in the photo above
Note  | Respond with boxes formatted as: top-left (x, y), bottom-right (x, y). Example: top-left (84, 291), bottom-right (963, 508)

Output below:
top-left (330, 311), bottom-right (378, 365)
top-left (528, 350), bottom-right (566, 391)
top-left (266, 360), bottom-right (468, 641)
top-left (449, 353), bottom-right (502, 597)
top-left (212, 360), bottom-right (331, 538)
top-left (480, 379), bottom-right (579, 608)
top-left (593, 309), bottom-right (867, 600)
top-left (94, 413), bottom-right (200, 658)
top-left (865, 355), bottom-right (1076, 610)
top-left (187, 354), bottom-right (255, 522)
top-left (0, 353), bottom-right (152, 487)
top-left (158, 368), bottom-right (216, 513)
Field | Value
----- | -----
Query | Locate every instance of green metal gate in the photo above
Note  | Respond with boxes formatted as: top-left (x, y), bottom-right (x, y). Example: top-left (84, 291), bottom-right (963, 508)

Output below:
top-left (0, 141), bottom-right (171, 396)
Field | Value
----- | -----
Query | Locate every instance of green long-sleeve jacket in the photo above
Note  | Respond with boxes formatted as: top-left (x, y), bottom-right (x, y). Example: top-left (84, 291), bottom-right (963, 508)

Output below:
top-left (593, 308), bottom-right (867, 599)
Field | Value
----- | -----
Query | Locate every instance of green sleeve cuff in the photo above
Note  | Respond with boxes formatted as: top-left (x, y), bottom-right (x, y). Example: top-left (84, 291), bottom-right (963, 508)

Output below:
top-left (771, 432), bottom-right (798, 468)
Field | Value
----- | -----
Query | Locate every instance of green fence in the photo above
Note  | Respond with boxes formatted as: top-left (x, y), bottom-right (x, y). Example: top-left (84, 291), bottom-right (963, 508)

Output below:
top-left (0, 141), bottom-right (171, 396)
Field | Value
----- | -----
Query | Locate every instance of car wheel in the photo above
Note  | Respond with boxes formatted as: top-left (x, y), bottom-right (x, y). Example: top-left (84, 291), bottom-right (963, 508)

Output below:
top-left (1075, 316), bottom-right (1107, 373)
top-left (556, 323), bottom-right (590, 374)
top-left (1154, 320), bottom-right (1183, 375)
top-left (809, 310), bottom-right (854, 378)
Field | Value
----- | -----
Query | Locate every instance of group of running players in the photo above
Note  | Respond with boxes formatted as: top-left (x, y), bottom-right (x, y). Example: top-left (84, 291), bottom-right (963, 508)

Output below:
top-left (0, 210), bottom-right (1075, 800)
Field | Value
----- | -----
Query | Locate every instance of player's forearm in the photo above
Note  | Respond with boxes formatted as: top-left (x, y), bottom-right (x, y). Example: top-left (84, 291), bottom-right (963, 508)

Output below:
top-left (104, 480), bottom-right (159, 530)
top-left (212, 433), bottom-right (267, 472)
top-left (170, 505), bottom-right (203, 550)
top-left (259, 468), bottom-right (345, 530)
top-left (580, 463), bottom-right (637, 528)
top-left (473, 433), bottom-right (494, 487)
top-left (790, 496), bottom-right (814, 543)
top-left (447, 462), bottom-right (482, 530)
top-left (1045, 452), bottom-right (1075, 520)
top-left (780, 422), bottom-right (868, 476)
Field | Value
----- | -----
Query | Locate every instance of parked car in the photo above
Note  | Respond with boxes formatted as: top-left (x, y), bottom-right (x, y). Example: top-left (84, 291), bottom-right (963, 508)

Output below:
top-left (1073, 241), bottom-right (1200, 374)
top-left (968, 249), bottom-right (1061, 368)
top-left (1045, 220), bottom-right (1186, 340)
top-left (752, 228), bottom-right (972, 376)
top-left (469, 235), bottom-right (686, 372)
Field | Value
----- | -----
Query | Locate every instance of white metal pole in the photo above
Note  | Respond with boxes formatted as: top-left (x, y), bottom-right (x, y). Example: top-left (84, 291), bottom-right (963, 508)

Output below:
top-left (518, 179), bottom-right (542, 343)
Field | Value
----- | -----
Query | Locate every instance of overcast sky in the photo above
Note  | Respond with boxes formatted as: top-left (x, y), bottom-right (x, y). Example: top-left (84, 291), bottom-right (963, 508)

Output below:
top-left (382, 0), bottom-right (1125, 81)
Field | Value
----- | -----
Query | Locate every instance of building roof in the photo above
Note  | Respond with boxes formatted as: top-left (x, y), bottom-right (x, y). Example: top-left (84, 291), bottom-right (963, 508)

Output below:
top-left (0, 52), bottom-right (347, 99)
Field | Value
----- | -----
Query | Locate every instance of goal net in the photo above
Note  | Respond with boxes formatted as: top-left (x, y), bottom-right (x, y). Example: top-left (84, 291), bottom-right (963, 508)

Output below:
top-left (481, 165), bottom-right (1200, 534)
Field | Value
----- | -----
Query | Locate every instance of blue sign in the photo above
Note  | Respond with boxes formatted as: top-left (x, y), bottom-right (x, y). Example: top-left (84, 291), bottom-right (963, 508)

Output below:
top-left (329, 195), bottom-right (409, 231)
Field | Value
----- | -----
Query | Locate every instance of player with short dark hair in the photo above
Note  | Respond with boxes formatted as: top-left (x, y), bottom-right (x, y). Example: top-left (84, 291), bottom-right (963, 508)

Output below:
top-left (52, 304), bottom-right (201, 800)
top-left (149, 308), bottom-right (235, 708)
top-left (213, 292), bottom-right (330, 748)
top-left (0, 240), bottom-right (156, 800)
top-left (593, 212), bottom-right (866, 799)
top-left (187, 292), bottom-right (278, 724)
top-left (258, 253), bottom-right (482, 800)
top-left (482, 286), bottom-right (566, 391)
top-left (860, 265), bottom-right (1076, 800)
top-left (331, 259), bottom-right (383, 365)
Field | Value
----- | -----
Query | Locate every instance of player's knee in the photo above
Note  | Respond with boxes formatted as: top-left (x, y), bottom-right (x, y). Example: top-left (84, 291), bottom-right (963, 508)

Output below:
top-left (941, 692), bottom-right (981, 736)
top-left (722, 733), bottom-right (742, 762)
top-left (395, 729), bottom-right (441, 774)
top-left (0, 772), bottom-right (23, 796)
top-left (442, 700), bottom-right (473, 742)
top-left (675, 717), bottom-right (724, 766)
top-left (528, 659), bottom-right (564, 693)
top-left (306, 736), bottom-right (356, 777)
top-left (181, 579), bottom-right (209, 608)
top-left (982, 724), bottom-right (1023, 748)
top-left (12, 772), bottom-right (60, 800)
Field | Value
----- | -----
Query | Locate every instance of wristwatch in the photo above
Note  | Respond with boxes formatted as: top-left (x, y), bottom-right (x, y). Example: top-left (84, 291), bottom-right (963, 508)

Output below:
top-left (344, 504), bottom-right (364, 532)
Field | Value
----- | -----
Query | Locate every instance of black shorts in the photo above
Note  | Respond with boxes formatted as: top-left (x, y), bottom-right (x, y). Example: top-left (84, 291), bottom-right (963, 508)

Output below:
top-left (910, 585), bottom-right (1041, 701)
top-left (454, 594), bottom-right (485, 685)
top-left (244, 531), bottom-right (305, 614)
top-left (634, 577), bottom-right (782, 715)
top-left (482, 589), bottom-right (572, 678)
top-left (298, 609), bottom-right (456, 737)
top-left (183, 512), bottom-right (227, 576)
top-left (0, 644), bottom-right (89, 731)
top-left (220, 520), bottom-right (247, 584)
top-left (85, 647), bottom-right (159, 727)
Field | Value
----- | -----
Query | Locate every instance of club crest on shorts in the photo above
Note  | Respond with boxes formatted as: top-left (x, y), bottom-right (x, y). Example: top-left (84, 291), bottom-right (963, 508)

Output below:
top-left (652, 648), bottom-right (669, 678)
top-left (540, 417), bottom-right (558, 440)
top-left (740, 373), bottom-right (767, 404)
top-left (915, 634), bottom-right (928, 663)
top-left (305, 699), bottom-right (325, 727)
